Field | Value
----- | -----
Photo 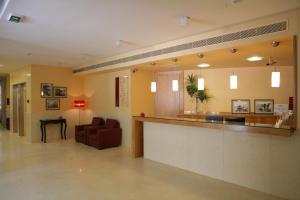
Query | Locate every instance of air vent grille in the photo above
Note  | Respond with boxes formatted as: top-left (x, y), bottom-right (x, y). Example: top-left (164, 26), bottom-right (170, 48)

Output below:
top-left (74, 21), bottom-right (287, 73)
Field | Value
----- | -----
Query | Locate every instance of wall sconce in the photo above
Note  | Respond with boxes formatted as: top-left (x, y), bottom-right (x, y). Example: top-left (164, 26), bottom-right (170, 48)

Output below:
top-left (272, 71), bottom-right (280, 88)
top-left (151, 82), bottom-right (156, 93)
top-left (230, 73), bottom-right (238, 89)
top-left (172, 80), bottom-right (179, 91)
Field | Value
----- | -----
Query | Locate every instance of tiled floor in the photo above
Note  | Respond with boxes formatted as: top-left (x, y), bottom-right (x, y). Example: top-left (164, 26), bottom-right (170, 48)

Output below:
top-left (0, 130), bottom-right (283, 200)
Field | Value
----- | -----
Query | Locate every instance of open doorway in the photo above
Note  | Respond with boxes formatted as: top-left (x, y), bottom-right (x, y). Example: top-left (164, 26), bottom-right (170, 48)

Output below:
top-left (12, 83), bottom-right (26, 136)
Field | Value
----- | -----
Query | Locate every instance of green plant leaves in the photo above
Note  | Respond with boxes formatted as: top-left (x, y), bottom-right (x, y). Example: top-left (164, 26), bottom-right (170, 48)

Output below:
top-left (185, 73), bottom-right (211, 102)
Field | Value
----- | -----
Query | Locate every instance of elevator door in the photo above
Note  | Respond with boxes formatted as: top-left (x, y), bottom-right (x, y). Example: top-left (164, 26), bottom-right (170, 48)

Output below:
top-left (13, 83), bottom-right (26, 136)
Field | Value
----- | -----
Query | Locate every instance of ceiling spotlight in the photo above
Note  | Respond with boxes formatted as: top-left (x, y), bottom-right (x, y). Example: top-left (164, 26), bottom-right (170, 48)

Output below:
top-left (229, 48), bottom-right (237, 53)
top-left (231, 0), bottom-right (242, 4)
top-left (197, 63), bottom-right (210, 68)
top-left (247, 56), bottom-right (263, 62)
top-left (266, 57), bottom-right (277, 66)
top-left (197, 53), bottom-right (204, 58)
top-left (132, 68), bottom-right (138, 73)
top-left (272, 41), bottom-right (280, 47)
top-left (116, 40), bottom-right (123, 47)
top-left (180, 16), bottom-right (190, 26)
top-left (172, 58), bottom-right (178, 62)
top-left (150, 62), bottom-right (156, 66)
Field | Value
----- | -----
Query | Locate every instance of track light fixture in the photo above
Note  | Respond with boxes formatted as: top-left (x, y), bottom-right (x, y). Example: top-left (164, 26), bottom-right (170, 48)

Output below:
top-left (272, 41), bottom-right (280, 47)
top-left (180, 16), bottom-right (190, 26)
top-left (172, 58), bottom-right (178, 63)
top-left (229, 48), bottom-right (237, 53)
top-left (197, 53), bottom-right (204, 58)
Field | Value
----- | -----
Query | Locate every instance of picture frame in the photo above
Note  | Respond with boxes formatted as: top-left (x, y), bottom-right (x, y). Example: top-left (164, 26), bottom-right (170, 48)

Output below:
top-left (46, 98), bottom-right (60, 110)
top-left (254, 99), bottom-right (274, 114)
top-left (40, 83), bottom-right (53, 98)
top-left (231, 99), bottom-right (250, 114)
top-left (53, 87), bottom-right (67, 98)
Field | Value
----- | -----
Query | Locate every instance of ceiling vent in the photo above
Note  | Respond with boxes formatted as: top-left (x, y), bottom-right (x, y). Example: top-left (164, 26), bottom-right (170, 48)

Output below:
top-left (74, 21), bottom-right (287, 74)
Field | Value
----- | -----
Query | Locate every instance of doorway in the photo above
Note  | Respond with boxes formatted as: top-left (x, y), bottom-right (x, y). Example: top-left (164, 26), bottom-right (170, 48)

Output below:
top-left (155, 71), bottom-right (184, 117)
top-left (13, 83), bottom-right (26, 136)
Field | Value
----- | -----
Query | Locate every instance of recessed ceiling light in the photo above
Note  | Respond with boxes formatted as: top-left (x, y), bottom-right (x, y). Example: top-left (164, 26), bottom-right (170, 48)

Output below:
top-left (197, 63), bottom-right (210, 68)
top-left (247, 56), bottom-right (263, 62)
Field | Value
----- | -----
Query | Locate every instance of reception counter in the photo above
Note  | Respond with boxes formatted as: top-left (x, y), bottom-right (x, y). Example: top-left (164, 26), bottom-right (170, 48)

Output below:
top-left (132, 116), bottom-right (293, 157)
top-left (131, 115), bottom-right (298, 197)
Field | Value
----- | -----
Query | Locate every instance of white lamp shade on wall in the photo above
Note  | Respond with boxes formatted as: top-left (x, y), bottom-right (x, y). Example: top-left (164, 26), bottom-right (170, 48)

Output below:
top-left (198, 78), bottom-right (204, 90)
top-left (271, 71), bottom-right (280, 88)
top-left (151, 81), bottom-right (157, 92)
top-left (230, 75), bottom-right (238, 89)
top-left (172, 80), bottom-right (179, 91)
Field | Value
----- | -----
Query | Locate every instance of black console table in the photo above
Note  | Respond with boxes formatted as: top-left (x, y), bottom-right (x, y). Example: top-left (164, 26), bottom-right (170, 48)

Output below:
top-left (40, 118), bottom-right (67, 143)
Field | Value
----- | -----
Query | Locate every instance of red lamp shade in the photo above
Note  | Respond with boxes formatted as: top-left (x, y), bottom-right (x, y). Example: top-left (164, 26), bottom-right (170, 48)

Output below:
top-left (74, 100), bottom-right (85, 108)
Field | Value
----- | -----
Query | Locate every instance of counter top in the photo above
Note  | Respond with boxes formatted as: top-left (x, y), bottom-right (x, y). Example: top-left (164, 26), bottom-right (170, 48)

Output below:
top-left (133, 116), bottom-right (294, 137)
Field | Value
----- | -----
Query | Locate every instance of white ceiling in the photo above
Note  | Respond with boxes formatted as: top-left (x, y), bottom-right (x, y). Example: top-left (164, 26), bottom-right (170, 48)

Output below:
top-left (0, 0), bottom-right (299, 73)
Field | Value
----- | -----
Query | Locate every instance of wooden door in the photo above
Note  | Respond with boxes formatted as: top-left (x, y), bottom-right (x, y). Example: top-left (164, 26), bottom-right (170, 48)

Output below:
top-left (155, 71), bottom-right (183, 117)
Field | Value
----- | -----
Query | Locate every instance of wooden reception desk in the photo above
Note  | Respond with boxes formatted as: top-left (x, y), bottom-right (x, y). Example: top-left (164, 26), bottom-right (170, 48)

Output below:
top-left (132, 116), bottom-right (294, 157)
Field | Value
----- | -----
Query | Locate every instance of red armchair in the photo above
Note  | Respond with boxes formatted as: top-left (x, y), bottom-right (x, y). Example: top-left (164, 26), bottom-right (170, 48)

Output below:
top-left (75, 117), bottom-right (105, 144)
top-left (86, 119), bottom-right (122, 149)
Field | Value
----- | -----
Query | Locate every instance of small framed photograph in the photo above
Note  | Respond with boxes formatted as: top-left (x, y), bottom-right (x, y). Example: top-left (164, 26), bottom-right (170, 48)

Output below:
top-left (254, 99), bottom-right (274, 114)
top-left (41, 83), bottom-right (53, 98)
top-left (53, 87), bottom-right (67, 98)
top-left (232, 99), bottom-right (250, 114)
top-left (46, 98), bottom-right (60, 110)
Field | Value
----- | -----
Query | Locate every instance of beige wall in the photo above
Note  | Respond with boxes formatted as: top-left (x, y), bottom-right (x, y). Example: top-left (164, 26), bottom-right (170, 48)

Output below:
top-left (30, 65), bottom-right (83, 142)
top-left (131, 70), bottom-right (155, 116)
top-left (31, 65), bottom-right (83, 112)
top-left (184, 66), bottom-right (294, 113)
top-left (82, 69), bottom-right (132, 147)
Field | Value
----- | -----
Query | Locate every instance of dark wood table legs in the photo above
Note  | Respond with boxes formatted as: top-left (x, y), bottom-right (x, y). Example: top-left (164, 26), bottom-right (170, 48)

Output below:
top-left (40, 119), bottom-right (67, 143)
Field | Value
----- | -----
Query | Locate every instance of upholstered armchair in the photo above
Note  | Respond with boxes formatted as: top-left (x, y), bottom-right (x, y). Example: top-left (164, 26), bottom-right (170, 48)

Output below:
top-left (86, 119), bottom-right (122, 149)
top-left (75, 117), bottom-right (105, 144)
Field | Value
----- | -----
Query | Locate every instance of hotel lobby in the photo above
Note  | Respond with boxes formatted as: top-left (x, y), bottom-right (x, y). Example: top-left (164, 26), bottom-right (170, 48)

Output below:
top-left (0, 1), bottom-right (300, 199)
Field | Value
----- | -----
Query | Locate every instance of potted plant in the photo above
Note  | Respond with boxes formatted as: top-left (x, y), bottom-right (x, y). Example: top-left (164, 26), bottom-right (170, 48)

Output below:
top-left (186, 73), bottom-right (211, 113)
top-left (196, 88), bottom-right (211, 113)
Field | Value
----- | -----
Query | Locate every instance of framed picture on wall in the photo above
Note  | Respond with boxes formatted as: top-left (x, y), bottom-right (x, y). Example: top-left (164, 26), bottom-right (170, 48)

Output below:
top-left (40, 83), bottom-right (53, 97)
top-left (231, 99), bottom-right (250, 114)
top-left (46, 98), bottom-right (60, 110)
top-left (254, 99), bottom-right (274, 114)
top-left (53, 87), bottom-right (67, 98)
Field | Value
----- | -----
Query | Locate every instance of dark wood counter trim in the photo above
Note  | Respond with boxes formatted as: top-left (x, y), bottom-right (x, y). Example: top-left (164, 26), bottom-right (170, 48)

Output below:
top-left (132, 116), bottom-right (294, 158)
